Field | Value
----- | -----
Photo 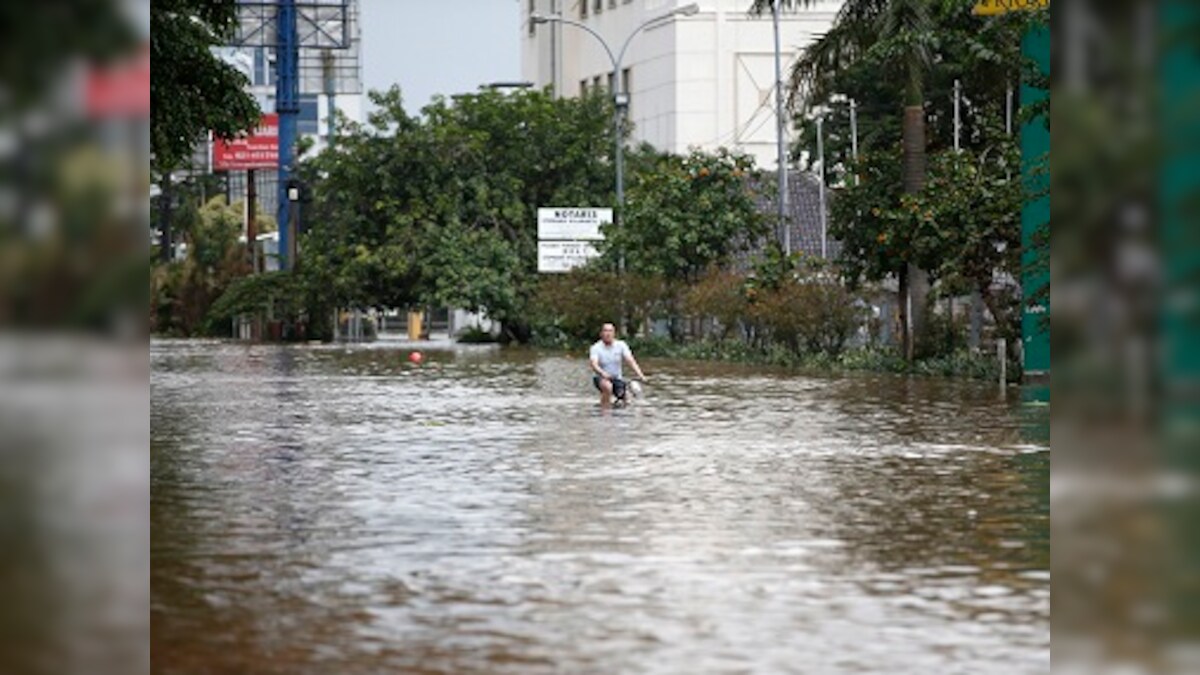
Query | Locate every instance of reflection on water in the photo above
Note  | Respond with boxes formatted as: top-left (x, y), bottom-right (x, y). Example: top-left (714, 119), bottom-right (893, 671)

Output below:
top-left (151, 340), bottom-right (1048, 674)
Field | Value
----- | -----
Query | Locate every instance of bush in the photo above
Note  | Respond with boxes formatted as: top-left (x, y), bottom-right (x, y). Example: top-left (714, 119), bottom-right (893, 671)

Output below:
top-left (750, 276), bottom-right (865, 356)
top-left (533, 268), bottom-right (623, 342)
top-left (683, 267), bottom-right (747, 340)
top-left (149, 196), bottom-right (252, 337)
top-left (917, 302), bottom-right (970, 358)
top-left (457, 325), bottom-right (498, 344)
top-left (533, 268), bottom-right (675, 343)
top-left (625, 335), bottom-right (676, 357)
top-left (205, 271), bottom-right (318, 338)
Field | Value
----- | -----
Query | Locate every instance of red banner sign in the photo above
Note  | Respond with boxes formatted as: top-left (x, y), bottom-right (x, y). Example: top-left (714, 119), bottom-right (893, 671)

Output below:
top-left (85, 46), bottom-right (151, 118)
top-left (213, 114), bottom-right (279, 170)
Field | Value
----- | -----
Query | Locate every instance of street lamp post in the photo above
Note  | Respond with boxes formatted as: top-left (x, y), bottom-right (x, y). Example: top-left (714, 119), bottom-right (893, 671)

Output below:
top-left (531, 3), bottom-right (699, 214)
top-left (286, 181), bottom-right (301, 269)
top-left (771, 0), bottom-right (790, 255)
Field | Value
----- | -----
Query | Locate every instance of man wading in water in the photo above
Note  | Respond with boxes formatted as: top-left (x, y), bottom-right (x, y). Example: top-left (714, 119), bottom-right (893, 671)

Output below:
top-left (589, 322), bottom-right (647, 408)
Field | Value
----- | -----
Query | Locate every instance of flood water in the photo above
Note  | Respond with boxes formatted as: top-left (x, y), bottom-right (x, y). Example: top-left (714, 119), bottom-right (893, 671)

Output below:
top-left (151, 339), bottom-right (1049, 674)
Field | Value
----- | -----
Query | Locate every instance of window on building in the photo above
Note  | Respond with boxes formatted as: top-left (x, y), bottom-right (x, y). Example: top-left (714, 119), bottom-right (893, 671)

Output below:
top-left (298, 95), bottom-right (320, 135)
top-left (622, 67), bottom-right (631, 95)
top-left (580, 79), bottom-right (588, 96)
top-left (528, 0), bottom-right (536, 36)
top-left (607, 72), bottom-right (615, 92)
top-left (581, 0), bottom-right (587, 18)
top-left (254, 48), bottom-right (266, 86)
top-left (594, 0), bottom-right (603, 15)
top-left (610, 0), bottom-right (618, 8)
top-left (593, 75), bottom-right (602, 91)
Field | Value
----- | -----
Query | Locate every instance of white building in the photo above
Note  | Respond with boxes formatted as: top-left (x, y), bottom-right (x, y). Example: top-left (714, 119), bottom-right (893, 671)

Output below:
top-left (520, 0), bottom-right (841, 169)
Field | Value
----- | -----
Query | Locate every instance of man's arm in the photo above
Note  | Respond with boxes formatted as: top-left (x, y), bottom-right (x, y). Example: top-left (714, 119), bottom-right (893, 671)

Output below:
top-left (623, 349), bottom-right (647, 381)
top-left (589, 356), bottom-right (610, 379)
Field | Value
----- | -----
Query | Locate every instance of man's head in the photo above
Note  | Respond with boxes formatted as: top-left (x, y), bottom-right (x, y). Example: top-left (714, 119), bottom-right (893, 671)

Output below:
top-left (599, 323), bottom-right (616, 345)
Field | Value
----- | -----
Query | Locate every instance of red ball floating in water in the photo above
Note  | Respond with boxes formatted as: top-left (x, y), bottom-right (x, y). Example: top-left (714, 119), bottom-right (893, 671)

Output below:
top-left (408, 351), bottom-right (424, 365)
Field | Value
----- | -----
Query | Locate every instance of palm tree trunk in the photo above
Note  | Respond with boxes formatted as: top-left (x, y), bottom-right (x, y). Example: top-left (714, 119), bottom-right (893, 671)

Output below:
top-left (901, 103), bottom-right (929, 360)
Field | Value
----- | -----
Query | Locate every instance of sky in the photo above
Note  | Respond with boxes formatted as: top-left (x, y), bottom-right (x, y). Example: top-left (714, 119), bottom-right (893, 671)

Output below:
top-left (360, 0), bottom-right (523, 114)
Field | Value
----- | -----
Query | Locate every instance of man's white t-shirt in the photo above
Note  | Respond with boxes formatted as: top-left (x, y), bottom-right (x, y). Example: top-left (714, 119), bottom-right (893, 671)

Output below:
top-left (590, 340), bottom-right (630, 379)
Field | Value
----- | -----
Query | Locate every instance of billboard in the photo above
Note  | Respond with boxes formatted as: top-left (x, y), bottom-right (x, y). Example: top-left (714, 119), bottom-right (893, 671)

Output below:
top-left (85, 46), bottom-right (150, 118)
top-left (213, 114), bottom-right (279, 170)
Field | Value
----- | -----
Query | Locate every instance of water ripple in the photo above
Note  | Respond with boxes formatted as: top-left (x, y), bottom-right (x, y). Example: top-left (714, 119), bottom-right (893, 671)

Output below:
top-left (152, 340), bottom-right (1048, 674)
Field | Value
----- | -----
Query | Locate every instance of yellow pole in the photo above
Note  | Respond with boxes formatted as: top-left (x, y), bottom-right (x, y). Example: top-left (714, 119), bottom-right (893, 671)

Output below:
top-left (407, 310), bottom-right (423, 341)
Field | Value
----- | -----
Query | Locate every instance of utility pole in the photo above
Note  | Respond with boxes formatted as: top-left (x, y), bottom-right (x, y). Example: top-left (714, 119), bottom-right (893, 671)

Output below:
top-left (158, 173), bottom-right (172, 263)
top-left (550, 0), bottom-right (559, 99)
top-left (772, 0), bottom-right (790, 254)
top-left (247, 169), bottom-right (257, 272)
top-left (816, 115), bottom-right (826, 259)
top-left (275, 0), bottom-right (299, 270)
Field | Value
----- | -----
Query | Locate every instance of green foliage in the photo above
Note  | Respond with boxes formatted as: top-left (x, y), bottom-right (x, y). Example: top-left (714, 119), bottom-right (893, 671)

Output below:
top-left (790, 0), bottom-right (1038, 169)
top-left (151, 0), bottom-right (261, 172)
top-left (829, 147), bottom-right (922, 285)
top-left (831, 141), bottom-right (1023, 346)
top-left (149, 196), bottom-right (249, 336)
top-left (534, 269), bottom-right (618, 343)
top-left (626, 334), bottom-right (1011, 381)
top-left (420, 222), bottom-right (521, 320)
top-left (532, 268), bottom-right (674, 343)
top-left (299, 86), bottom-right (619, 339)
top-left (456, 326), bottom-right (499, 344)
top-left (919, 303), bottom-right (969, 357)
top-left (0, 0), bottom-right (135, 118)
top-left (683, 267), bottom-right (749, 340)
top-left (206, 271), bottom-right (296, 325)
top-left (749, 272), bottom-right (865, 357)
top-left (604, 149), bottom-right (770, 280)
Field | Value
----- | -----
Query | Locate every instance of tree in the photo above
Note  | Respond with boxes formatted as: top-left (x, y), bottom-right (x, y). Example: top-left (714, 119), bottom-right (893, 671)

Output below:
top-left (919, 145), bottom-right (1023, 352)
top-left (761, 0), bottom-right (1035, 359)
top-left (415, 87), bottom-right (617, 340)
top-left (150, 196), bottom-right (249, 335)
top-left (298, 86), bottom-right (618, 341)
top-left (603, 148), bottom-right (770, 281)
top-left (773, 0), bottom-right (933, 359)
top-left (684, 268), bottom-right (751, 341)
top-left (151, 0), bottom-right (260, 172)
top-left (0, 1), bottom-right (134, 118)
top-left (830, 137), bottom-right (1023, 356)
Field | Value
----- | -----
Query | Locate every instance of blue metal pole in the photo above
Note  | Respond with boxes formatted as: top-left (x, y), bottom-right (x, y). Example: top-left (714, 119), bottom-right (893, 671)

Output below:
top-left (275, 0), bottom-right (299, 270)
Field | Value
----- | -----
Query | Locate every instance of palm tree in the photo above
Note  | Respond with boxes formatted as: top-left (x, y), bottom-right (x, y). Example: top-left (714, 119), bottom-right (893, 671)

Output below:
top-left (751, 0), bottom-right (934, 361)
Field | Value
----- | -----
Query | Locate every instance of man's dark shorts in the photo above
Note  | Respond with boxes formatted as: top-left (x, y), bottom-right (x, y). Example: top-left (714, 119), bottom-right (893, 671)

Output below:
top-left (593, 375), bottom-right (627, 400)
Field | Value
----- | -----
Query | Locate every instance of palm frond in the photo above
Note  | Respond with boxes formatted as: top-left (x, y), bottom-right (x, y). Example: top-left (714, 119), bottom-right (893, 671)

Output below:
top-left (747, 0), bottom-right (823, 17)
top-left (786, 0), bottom-right (889, 111)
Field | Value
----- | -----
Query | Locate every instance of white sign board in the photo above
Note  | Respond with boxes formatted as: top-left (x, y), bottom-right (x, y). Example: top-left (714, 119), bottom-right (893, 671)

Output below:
top-left (537, 208), bottom-right (611, 241)
top-left (538, 241), bottom-right (600, 273)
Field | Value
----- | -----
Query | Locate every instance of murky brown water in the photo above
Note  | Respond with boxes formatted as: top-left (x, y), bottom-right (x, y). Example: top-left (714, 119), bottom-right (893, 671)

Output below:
top-left (151, 339), bottom-right (1048, 674)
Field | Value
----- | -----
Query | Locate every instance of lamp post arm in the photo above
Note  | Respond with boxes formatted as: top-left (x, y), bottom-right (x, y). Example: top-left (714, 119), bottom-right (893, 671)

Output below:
top-left (540, 15), bottom-right (617, 71)
top-left (617, 12), bottom-right (680, 73)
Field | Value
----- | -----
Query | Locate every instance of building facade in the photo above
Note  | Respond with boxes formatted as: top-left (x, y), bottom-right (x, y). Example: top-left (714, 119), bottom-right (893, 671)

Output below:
top-left (520, 0), bottom-right (841, 169)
